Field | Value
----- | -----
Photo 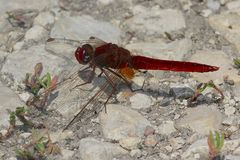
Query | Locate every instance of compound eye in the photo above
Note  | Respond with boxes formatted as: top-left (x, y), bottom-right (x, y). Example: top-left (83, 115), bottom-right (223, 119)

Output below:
top-left (82, 50), bottom-right (91, 63)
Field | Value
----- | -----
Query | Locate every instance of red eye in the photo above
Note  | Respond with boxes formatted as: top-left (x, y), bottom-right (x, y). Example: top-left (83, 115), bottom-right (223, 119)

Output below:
top-left (75, 47), bottom-right (84, 64)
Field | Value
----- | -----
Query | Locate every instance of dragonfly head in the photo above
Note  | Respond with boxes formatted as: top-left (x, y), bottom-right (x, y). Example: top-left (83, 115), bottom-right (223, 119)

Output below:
top-left (75, 44), bottom-right (94, 65)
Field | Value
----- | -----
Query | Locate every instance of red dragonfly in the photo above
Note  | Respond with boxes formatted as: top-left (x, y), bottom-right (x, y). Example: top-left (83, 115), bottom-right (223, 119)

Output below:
top-left (47, 37), bottom-right (219, 130)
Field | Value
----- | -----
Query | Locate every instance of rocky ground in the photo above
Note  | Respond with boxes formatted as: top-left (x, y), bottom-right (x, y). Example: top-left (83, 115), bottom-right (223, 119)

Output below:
top-left (1, 0), bottom-right (240, 160)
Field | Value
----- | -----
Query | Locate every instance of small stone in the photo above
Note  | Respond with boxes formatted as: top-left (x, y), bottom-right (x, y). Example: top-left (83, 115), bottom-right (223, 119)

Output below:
top-left (226, 0), bottom-right (240, 10)
top-left (18, 92), bottom-right (32, 103)
top-left (144, 134), bottom-right (158, 147)
top-left (6, 157), bottom-right (17, 160)
top-left (233, 146), bottom-right (240, 155)
top-left (160, 97), bottom-right (172, 107)
top-left (222, 116), bottom-right (235, 125)
top-left (157, 121), bottom-right (176, 135)
top-left (50, 130), bottom-right (74, 143)
top-left (25, 25), bottom-right (48, 42)
top-left (99, 104), bottom-right (151, 140)
top-left (165, 145), bottom-right (173, 152)
top-left (227, 126), bottom-right (238, 132)
top-left (169, 137), bottom-right (185, 150)
top-left (169, 86), bottom-right (194, 99)
top-left (201, 9), bottom-right (212, 17)
top-left (207, 0), bottom-right (220, 11)
top-left (119, 137), bottom-right (141, 150)
top-left (20, 132), bottom-right (31, 139)
top-left (130, 93), bottom-right (152, 109)
top-left (60, 149), bottom-right (74, 160)
top-left (79, 138), bottom-right (127, 160)
top-left (174, 114), bottom-right (180, 120)
top-left (130, 149), bottom-right (141, 157)
top-left (34, 11), bottom-right (55, 29)
top-left (225, 106), bottom-right (236, 116)
top-left (144, 126), bottom-right (155, 136)
top-left (175, 105), bottom-right (222, 135)
top-left (194, 153), bottom-right (200, 159)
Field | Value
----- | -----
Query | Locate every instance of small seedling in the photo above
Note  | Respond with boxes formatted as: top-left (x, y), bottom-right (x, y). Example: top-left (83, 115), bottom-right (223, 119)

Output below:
top-left (16, 129), bottom-right (61, 160)
top-left (208, 131), bottom-right (224, 160)
top-left (0, 106), bottom-right (44, 140)
top-left (190, 80), bottom-right (224, 103)
top-left (25, 63), bottom-right (58, 108)
top-left (233, 58), bottom-right (240, 68)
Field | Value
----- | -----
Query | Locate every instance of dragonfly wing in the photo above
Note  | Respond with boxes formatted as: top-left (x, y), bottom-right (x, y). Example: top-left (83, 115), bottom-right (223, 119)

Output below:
top-left (88, 36), bottom-right (108, 48)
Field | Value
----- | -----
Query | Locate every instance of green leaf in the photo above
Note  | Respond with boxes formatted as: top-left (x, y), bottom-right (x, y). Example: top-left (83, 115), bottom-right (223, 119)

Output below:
top-left (35, 142), bottom-right (45, 153)
top-left (9, 111), bottom-right (16, 126)
top-left (233, 58), bottom-right (240, 68)
top-left (215, 131), bottom-right (220, 149)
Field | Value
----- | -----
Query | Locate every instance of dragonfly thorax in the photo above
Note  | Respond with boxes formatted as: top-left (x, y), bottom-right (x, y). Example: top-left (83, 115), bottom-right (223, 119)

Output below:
top-left (75, 44), bottom-right (94, 65)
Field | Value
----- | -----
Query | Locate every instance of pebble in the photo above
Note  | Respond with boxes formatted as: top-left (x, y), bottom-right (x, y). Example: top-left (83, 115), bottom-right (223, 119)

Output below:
top-left (200, 9), bottom-right (212, 17)
top-left (124, 7), bottom-right (186, 36)
top-left (60, 149), bottom-right (75, 160)
top-left (226, 0), bottom-right (240, 10)
top-left (191, 50), bottom-right (239, 83)
top-left (79, 138), bottom-right (127, 160)
top-left (222, 116), bottom-right (235, 125)
top-left (19, 132), bottom-right (31, 139)
top-left (34, 11), bottom-right (55, 29)
top-left (119, 137), bottom-right (141, 150)
top-left (225, 106), bottom-right (236, 116)
top-left (169, 86), bottom-right (194, 99)
top-left (24, 25), bottom-right (48, 42)
top-left (157, 120), bottom-right (176, 135)
top-left (144, 126), bottom-right (155, 136)
top-left (169, 137), bottom-right (185, 150)
top-left (99, 104), bottom-right (151, 140)
top-left (130, 93), bottom-right (152, 109)
top-left (0, 82), bottom-right (25, 127)
top-left (50, 130), bottom-right (74, 143)
top-left (165, 145), bottom-right (173, 152)
top-left (175, 105), bottom-right (222, 135)
top-left (130, 149), bottom-right (141, 158)
top-left (144, 134), bottom-right (158, 147)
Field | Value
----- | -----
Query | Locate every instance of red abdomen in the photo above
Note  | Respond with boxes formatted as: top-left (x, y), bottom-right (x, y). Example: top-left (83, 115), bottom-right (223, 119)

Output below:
top-left (131, 56), bottom-right (219, 72)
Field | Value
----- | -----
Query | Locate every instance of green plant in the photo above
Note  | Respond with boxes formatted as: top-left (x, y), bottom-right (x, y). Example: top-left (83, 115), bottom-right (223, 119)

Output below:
top-left (25, 63), bottom-right (58, 107)
top-left (190, 80), bottom-right (224, 102)
top-left (16, 129), bottom-right (61, 160)
top-left (233, 58), bottom-right (240, 68)
top-left (208, 131), bottom-right (224, 160)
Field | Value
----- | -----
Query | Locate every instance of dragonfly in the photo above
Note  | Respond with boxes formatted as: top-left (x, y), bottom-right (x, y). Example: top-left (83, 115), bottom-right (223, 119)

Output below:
top-left (46, 36), bottom-right (219, 130)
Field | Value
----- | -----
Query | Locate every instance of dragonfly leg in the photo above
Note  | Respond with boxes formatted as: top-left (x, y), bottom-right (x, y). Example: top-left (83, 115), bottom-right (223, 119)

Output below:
top-left (106, 68), bottom-right (144, 92)
top-left (70, 66), bottom-right (96, 91)
top-left (101, 69), bottom-right (117, 113)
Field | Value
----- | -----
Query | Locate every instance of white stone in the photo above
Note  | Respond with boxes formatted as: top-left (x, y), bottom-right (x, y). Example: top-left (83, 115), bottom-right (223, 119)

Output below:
top-left (0, 82), bottom-right (25, 127)
top-left (157, 120), bottom-right (176, 135)
top-left (126, 39), bottom-right (192, 61)
top-left (25, 25), bottom-right (48, 42)
top-left (200, 9), bottom-right (212, 17)
top-left (34, 11), bottom-right (55, 29)
top-left (0, 0), bottom-right (57, 15)
top-left (130, 93), bottom-right (152, 109)
top-left (190, 50), bottom-right (239, 83)
top-left (209, 12), bottom-right (240, 53)
top-left (19, 132), bottom-right (31, 139)
top-left (124, 7), bottom-right (185, 35)
top-left (225, 106), bottom-right (236, 116)
top-left (99, 104), bottom-right (151, 140)
top-left (79, 138), bottom-right (127, 160)
top-left (233, 146), bottom-right (240, 155)
top-left (226, 0), bottom-right (240, 10)
top-left (1, 45), bottom-right (71, 84)
top-left (51, 14), bottom-right (121, 43)
top-left (60, 149), bottom-right (74, 160)
top-left (119, 137), bottom-right (141, 150)
top-left (169, 137), bottom-right (185, 150)
top-left (207, 0), bottom-right (220, 11)
top-left (130, 149), bottom-right (141, 157)
top-left (18, 92), bottom-right (32, 103)
top-left (175, 105), bottom-right (222, 135)
top-left (50, 130), bottom-right (74, 143)
top-left (222, 116), bottom-right (235, 125)
top-left (165, 145), bottom-right (173, 152)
